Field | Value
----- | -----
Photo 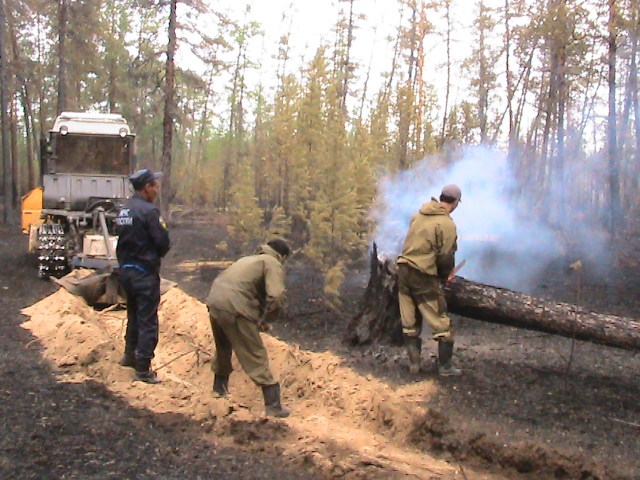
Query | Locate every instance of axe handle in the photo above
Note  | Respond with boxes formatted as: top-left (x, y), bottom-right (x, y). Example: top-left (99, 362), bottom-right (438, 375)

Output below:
top-left (446, 259), bottom-right (466, 284)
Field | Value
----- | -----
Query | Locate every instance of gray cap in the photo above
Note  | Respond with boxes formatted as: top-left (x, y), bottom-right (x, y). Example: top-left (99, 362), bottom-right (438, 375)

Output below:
top-left (441, 184), bottom-right (462, 202)
top-left (130, 169), bottom-right (163, 190)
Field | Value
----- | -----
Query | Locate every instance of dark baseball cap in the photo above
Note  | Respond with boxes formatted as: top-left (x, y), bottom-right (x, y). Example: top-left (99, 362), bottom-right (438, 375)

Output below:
top-left (441, 184), bottom-right (462, 202)
top-left (130, 169), bottom-right (163, 190)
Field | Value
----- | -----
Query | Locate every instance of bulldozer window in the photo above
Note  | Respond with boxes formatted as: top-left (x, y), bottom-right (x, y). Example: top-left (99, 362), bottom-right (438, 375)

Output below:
top-left (54, 135), bottom-right (131, 175)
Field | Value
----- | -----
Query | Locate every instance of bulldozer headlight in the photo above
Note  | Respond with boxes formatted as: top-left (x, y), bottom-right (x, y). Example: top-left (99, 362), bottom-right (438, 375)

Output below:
top-left (60, 125), bottom-right (69, 135)
top-left (119, 128), bottom-right (128, 138)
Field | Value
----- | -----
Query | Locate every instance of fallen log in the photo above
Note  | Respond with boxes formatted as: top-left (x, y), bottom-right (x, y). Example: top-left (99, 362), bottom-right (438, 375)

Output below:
top-left (346, 246), bottom-right (640, 351)
top-left (445, 277), bottom-right (640, 351)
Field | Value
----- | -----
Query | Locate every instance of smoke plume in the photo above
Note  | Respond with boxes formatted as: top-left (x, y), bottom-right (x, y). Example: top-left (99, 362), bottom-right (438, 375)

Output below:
top-left (371, 146), bottom-right (608, 293)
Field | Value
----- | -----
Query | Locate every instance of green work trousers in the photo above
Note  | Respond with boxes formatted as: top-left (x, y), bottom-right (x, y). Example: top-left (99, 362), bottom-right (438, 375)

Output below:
top-left (397, 263), bottom-right (453, 341)
top-left (209, 306), bottom-right (276, 386)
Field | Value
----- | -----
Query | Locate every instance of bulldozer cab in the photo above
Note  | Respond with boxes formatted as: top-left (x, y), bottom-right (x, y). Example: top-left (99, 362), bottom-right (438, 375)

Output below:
top-left (42, 112), bottom-right (136, 175)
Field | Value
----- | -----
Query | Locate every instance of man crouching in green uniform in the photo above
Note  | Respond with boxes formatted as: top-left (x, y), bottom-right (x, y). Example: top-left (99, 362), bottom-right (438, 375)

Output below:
top-left (397, 185), bottom-right (462, 376)
top-left (205, 239), bottom-right (291, 417)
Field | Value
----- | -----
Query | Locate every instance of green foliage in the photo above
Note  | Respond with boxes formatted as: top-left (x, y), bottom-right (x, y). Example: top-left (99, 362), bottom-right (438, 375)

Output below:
top-left (226, 161), bottom-right (264, 254)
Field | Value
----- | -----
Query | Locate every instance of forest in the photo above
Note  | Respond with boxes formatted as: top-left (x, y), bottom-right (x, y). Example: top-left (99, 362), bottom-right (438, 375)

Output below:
top-left (0, 0), bottom-right (639, 291)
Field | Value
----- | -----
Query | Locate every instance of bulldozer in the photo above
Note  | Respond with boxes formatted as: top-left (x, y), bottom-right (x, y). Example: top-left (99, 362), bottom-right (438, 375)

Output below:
top-left (21, 111), bottom-right (137, 304)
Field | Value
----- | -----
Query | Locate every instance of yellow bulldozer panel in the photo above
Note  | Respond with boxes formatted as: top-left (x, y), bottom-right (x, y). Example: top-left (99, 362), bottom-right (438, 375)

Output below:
top-left (22, 187), bottom-right (44, 235)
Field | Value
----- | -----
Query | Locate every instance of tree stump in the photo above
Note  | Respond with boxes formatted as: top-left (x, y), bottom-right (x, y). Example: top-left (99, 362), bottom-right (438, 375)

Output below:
top-left (345, 244), bottom-right (403, 346)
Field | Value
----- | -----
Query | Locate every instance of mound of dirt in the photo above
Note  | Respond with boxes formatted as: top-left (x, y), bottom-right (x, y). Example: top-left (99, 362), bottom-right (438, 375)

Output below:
top-left (21, 287), bottom-right (472, 479)
top-left (21, 288), bottom-right (110, 369)
top-left (23, 287), bottom-right (415, 425)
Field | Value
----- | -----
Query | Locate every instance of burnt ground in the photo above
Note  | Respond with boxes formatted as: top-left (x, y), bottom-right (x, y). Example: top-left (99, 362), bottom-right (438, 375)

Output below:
top-left (1, 218), bottom-right (640, 480)
top-left (279, 267), bottom-right (640, 479)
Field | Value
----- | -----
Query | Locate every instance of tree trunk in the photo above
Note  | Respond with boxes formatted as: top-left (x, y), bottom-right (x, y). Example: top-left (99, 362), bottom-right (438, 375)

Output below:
top-left (107, 2), bottom-right (119, 113)
top-left (108, 58), bottom-right (117, 113)
top-left (384, 3), bottom-right (404, 101)
top-left (620, 28), bottom-right (636, 210)
top-left (0, 0), bottom-right (14, 225)
top-left (22, 95), bottom-right (35, 189)
top-left (541, 74), bottom-right (556, 172)
top-left (444, 278), bottom-right (640, 351)
top-left (346, 248), bottom-right (640, 351)
top-left (514, 53), bottom-right (534, 141)
top-left (630, 16), bottom-right (640, 210)
top-left (36, 11), bottom-right (45, 140)
top-left (358, 30), bottom-right (375, 123)
top-left (440, 0), bottom-right (452, 145)
top-left (397, 85), bottom-right (411, 170)
top-left (9, 11), bottom-right (36, 190)
top-left (345, 244), bottom-right (403, 346)
top-left (607, 0), bottom-right (620, 238)
top-left (161, 0), bottom-right (177, 214)
top-left (505, 0), bottom-right (515, 153)
top-left (477, 1), bottom-right (489, 145)
top-left (339, 0), bottom-right (355, 117)
top-left (223, 27), bottom-right (246, 210)
top-left (556, 46), bottom-right (566, 222)
top-left (57, 0), bottom-right (68, 114)
top-left (414, 2), bottom-right (428, 156)
top-left (9, 85), bottom-right (19, 201)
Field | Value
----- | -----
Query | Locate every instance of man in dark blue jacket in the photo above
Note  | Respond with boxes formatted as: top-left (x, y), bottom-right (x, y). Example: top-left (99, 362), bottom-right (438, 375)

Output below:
top-left (116, 168), bottom-right (171, 384)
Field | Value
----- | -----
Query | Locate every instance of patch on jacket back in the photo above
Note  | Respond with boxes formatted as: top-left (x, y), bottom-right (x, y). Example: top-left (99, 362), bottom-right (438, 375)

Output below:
top-left (116, 208), bottom-right (133, 226)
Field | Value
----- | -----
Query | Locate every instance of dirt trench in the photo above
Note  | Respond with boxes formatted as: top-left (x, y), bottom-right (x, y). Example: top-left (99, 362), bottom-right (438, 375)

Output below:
top-left (20, 285), bottom-right (639, 480)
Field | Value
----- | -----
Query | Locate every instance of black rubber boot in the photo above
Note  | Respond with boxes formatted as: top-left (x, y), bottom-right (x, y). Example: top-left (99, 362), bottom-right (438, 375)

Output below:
top-left (404, 335), bottom-right (422, 374)
top-left (438, 341), bottom-right (462, 376)
top-left (262, 383), bottom-right (290, 418)
top-left (134, 358), bottom-right (161, 384)
top-left (118, 351), bottom-right (136, 369)
top-left (213, 375), bottom-right (229, 397)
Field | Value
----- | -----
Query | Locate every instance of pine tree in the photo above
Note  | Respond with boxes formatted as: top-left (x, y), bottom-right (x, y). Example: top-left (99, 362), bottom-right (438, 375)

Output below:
top-left (226, 161), bottom-right (264, 254)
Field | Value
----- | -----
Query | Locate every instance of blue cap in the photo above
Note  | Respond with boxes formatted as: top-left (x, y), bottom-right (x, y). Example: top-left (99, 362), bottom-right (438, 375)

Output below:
top-left (130, 169), bottom-right (162, 190)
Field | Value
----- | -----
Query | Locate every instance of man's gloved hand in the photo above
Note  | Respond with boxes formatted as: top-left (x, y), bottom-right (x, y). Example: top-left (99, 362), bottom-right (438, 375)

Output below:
top-left (258, 321), bottom-right (271, 332)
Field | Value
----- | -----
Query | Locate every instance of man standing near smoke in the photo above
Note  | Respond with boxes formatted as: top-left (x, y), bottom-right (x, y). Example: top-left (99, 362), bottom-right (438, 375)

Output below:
top-left (397, 184), bottom-right (462, 376)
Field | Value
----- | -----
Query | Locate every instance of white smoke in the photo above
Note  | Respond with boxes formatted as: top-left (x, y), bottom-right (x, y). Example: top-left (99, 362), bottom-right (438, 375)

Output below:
top-left (371, 146), bottom-right (603, 293)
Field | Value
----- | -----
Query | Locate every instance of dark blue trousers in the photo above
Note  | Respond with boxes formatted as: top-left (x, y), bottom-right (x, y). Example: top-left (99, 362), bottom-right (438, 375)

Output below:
top-left (119, 267), bottom-right (160, 360)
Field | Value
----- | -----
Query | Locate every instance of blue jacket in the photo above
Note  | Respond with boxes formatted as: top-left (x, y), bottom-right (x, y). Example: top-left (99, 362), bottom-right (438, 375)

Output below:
top-left (115, 193), bottom-right (171, 274)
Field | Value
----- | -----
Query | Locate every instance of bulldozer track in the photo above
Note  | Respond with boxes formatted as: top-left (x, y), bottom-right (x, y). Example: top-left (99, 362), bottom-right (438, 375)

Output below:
top-left (37, 224), bottom-right (69, 279)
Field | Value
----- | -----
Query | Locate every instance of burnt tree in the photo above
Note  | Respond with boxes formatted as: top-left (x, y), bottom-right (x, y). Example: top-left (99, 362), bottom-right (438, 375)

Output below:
top-left (345, 244), bottom-right (403, 346)
top-left (346, 247), bottom-right (640, 351)
top-left (161, 0), bottom-right (177, 214)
